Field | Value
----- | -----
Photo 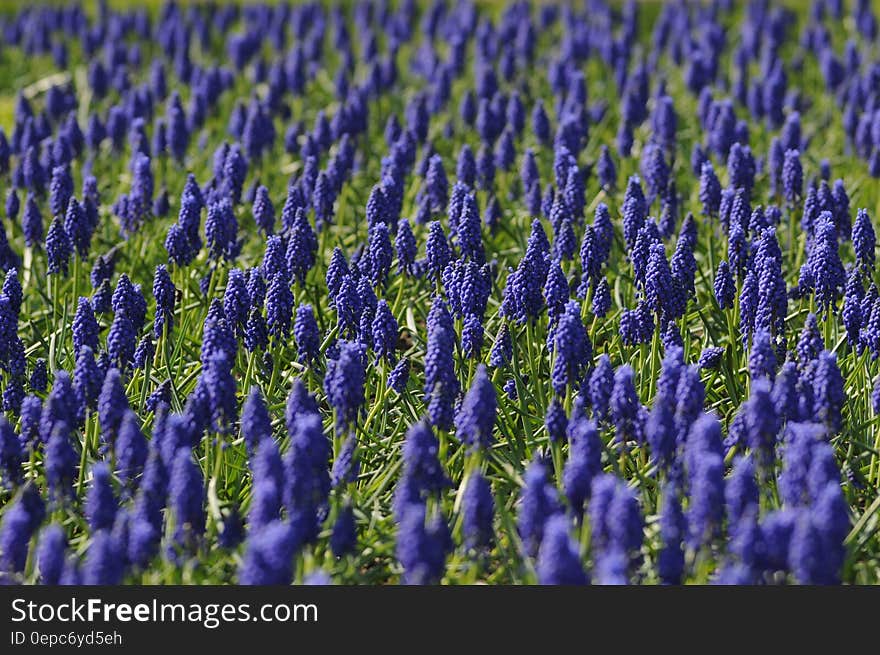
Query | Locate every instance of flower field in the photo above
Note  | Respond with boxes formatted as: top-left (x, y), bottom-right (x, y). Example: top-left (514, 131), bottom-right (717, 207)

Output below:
top-left (0, 0), bottom-right (878, 586)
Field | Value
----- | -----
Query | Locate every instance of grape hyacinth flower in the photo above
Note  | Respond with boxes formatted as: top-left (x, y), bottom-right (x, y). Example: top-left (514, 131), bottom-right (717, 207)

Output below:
top-left (782, 149), bottom-right (803, 204)
top-left (395, 502), bottom-right (451, 585)
top-left (563, 415), bottom-right (602, 516)
top-left (517, 456), bottom-right (562, 558)
top-left (537, 515), bottom-right (588, 585)
top-left (461, 471), bottom-right (494, 550)
top-left (46, 215), bottom-right (72, 276)
top-left (294, 304), bottom-right (321, 365)
top-left (658, 484), bottom-right (686, 585)
top-left (238, 520), bottom-right (299, 585)
top-left (611, 365), bottom-right (641, 446)
top-left (455, 365), bottom-right (496, 450)
top-left (853, 208), bottom-right (875, 271)
top-left (324, 340), bottom-right (366, 431)
top-left (36, 524), bottom-right (67, 585)
top-left (169, 448), bottom-right (206, 550)
top-left (85, 463), bottom-right (117, 532)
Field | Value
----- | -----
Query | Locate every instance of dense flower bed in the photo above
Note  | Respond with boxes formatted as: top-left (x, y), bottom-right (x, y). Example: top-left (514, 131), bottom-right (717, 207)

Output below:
top-left (0, 0), bottom-right (878, 585)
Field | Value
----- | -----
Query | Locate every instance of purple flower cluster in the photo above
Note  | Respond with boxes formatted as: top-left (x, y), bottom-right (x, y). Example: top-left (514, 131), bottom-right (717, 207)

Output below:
top-left (0, 0), bottom-right (866, 588)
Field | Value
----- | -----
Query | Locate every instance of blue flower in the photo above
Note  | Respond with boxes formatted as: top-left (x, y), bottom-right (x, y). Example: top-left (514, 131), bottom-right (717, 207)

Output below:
top-left (853, 208), bottom-right (875, 270)
top-left (698, 346), bottom-right (725, 370)
top-left (658, 484), bottom-right (685, 584)
top-left (241, 387), bottom-right (272, 456)
top-left (49, 166), bottom-right (73, 218)
top-left (796, 314), bottom-right (824, 366)
top-left (424, 154), bottom-right (448, 214)
top-left (476, 144), bottom-right (495, 190)
top-left (395, 502), bottom-right (451, 585)
top-left (674, 365), bottom-right (705, 446)
top-left (330, 434), bottom-right (359, 489)
top-left (489, 323), bottom-right (512, 368)
top-left (749, 329), bottom-right (778, 382)
top-left (0, 416), bottom-right (22, 487)
top-left (116, 410), bottom-right (147, 490)
top-left (330, 503), bottom-right (357, 557)
top-left (517, 456), bottom-right (562, 558)
top-left (645, 242), bottom-right (678, 318)
top-left (782, 149), bottom-right (803, 204)
top-left (252, 185), bottom-right (275, 235)
top-left (743, 379), bottom-right (780, 465)
top-left (22, 193), bottom-right (43, 248)
top-left (810, 481), bottom-right (849, 584)
top-left (544, 397), bottom-right (568, 444)
top-left (45, 424), bottom-right (76, 499)
top-left (152, 264), bottom-right (176, 339)
top-left (423, 299), bottom-right (458, 430)
top-left (726, 456), bottom-right (759, 530)
top-left (455, 365), bottom-right (496, 450)
top-left (169, 447), bottom-right (205, 549)
top-left (588, 354), bottom-right (614, 423)
top-left (238, 520), bottom-right (299, 585)
top-left (631, 220), bottom-right (659, 288)
top-left (563, 415), bottom-right (602, 516)
top-left (82, 530), bottom-right (123, 585)
top-left (698, 161), bottom-right (721, 216)
top-left (589, 474), bottom-right (643, 564)
top-left (286, 208), bottom-right (317, 284)
top-left (597, 145), bottom-right (616, 190)
top-left (809, 213), bottom-right (846, 314)
top-left (501, 220), bottom-right (550, 323)
top-left (532, 100), bottom-right (550, 143)
top-left (457, 192), bottom-right (484, 263)
top-left (205, 198), bottom-right (239, 261)
top-left (294, 304), bottom-right (321, 365)
top-left (462, 471), bottom-right (494, 550)
top-left (551, 301), bottom-right (592, 394)
top-left (266, 272), bottom-right (294, 339)
top-left (456, 145), bottom-right (476, 188)
top-left (401, 419), bottom-right (449, 496)
top-left (72, 296), bottom-right (99, 358)
top-left (590, 276), bottom-right (611, 317)
top-left (249, 438), bottom-right (284, 531)
top-left (387, 357), bottom-right (411, 393)
top-left (46, 215), bottom-right (72, 276)
top-left (622, 176), bottom-right (647, 249)
top-left (28, 358), bottom-right (47, 394)
top-left (641, 143), bottom-right (669, 205)
top-left (36, 524), bottom-right (67, 585)
top-left (284, 411), bottom-right (331, 543)
top-left (5, 190), bottom-right (19, 222)
top-left (85, 463), bottom-right (117, 532)
top-left (261, 235), bottom-right (288, 281)
top-left (425, 221), bottom-right (452, 276)
top-left (686, 450), bottom-right (724, 550)
top-left (537, 515), bottom-right (588, 585)
top-left (395, 219), bottom-right (417, 275)
top-left (222, 269), bottom-right (249, 338)
top-left (324, 340), bottom-right (366, 431)
top-left (366, 223), bottom-right (393, 286)
top-left (494, 128), bottom-right (516, 171)
top-left (813, 351), bottom-right (845, 433)
top-left (611, 365), bottom-right (642, 445)
top-left (520, 148), bottom-right (540, 193)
